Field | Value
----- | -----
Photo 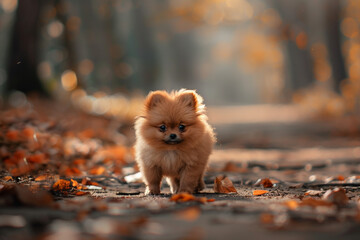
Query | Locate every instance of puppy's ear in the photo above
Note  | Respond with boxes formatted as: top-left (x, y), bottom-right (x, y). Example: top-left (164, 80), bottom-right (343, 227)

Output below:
top-left (145, 91), bottom-right (167, 110)
top-left (178, 90), bottom-right (202, 110)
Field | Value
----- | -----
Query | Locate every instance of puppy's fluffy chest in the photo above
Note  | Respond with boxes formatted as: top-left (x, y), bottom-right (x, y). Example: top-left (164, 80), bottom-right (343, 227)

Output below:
top-left (151, 149), bottom-right (186, 176)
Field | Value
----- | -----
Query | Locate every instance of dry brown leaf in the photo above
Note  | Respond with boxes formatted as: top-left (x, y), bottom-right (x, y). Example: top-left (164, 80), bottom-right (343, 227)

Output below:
top-left (304, 190), bottom-right (323, 196)
top-left (253, 190), bottom-right (269, 196)
top-left (213, 176), bottom-right (237, 193)
top-left (322, 188), bottom-right (348, 206)
top-left (175, 206), bottom-right (201, 221)
top-left (260, 213), bottom-right (274, 224)
top-left (299, 197), bottom-right (334, 208)
top-left (260, 178), bottom-right (273, 188)
top-left (222, 162), bottom-right (247, 173)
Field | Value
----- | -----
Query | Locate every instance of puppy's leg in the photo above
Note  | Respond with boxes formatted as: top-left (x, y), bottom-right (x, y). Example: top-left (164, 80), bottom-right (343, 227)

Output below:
top-left (143, 166), bottom-right (162, 195)
top-left (178, 167), bottom-right (204, 193)
top-left (166, 177), bottom-right (180, 194)
top-left (195, 175), bottom-right (205, 193)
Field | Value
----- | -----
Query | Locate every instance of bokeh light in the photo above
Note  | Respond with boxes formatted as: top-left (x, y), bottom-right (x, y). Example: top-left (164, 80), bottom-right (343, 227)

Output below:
top-left (61, 70), bottom-right (78, 91)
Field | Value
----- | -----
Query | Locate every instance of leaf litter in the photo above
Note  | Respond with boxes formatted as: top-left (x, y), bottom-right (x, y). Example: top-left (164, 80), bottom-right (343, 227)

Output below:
top-left (1, 101), bottom-right (360, 239)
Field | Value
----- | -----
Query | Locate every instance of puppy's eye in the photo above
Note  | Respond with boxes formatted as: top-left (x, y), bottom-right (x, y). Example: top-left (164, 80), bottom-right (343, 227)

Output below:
top-left (178, 124), bottom-right (186, 132)
top-left (159, 125), bottom-right (167, 132)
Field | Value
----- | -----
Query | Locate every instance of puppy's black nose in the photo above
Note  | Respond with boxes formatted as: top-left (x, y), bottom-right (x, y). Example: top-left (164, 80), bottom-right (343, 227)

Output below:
top-left (169, 133), bottom-right (177, 139)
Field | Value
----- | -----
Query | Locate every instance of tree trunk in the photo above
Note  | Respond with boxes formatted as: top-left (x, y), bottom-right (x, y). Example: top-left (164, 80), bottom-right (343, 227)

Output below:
top-left (6, 0), bottom-right (48, 96)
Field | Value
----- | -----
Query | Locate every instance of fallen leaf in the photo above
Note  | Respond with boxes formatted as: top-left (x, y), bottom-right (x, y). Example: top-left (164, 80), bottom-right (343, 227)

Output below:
top-left (73, 158), bottom-right (86, 166)
top-left (3, 176), bottom-right (13, 182)
top-left (27, 153), bottom-right (47, 164)
top-left (222, 162), bottom-right (247, 173)
top-left (62, 167), bottom-right (82, 177)
top-left (22, 127), bottom-right (35, 139)
top-left (81, 177), bottom-right (100, 187)
top-left (213, 176), bottom-right (237, 193)
top-left (75, 191), bottom-right (89, 196)
top-left (299, 197), bottom-right (334, 208)
top-left (253, 190), bottom-right (269, 196)
top-left (207, 198), bottom-right (215, 202)
top-left (89, 166), bottom-right (105, 175)
top-left (6, 130), bottom-right (19, 141)
top-left (71, 179), bottom-right (79, 188)
top-left (337, 175), bottom-right (345, 181)
top-left (175, 206), bottom-right (201, 221)
top-left (170, 193), bottom-right (209, 204)
top-left (35, 175), bottom-right (48, 181)
top-left (304, 190), bottom-right (323, 196)
top-left (260, 213), bottom-right (274, 224)
top-left (170, 193), bottom-right (196, 202)
top-left (322, 188), bottom-right (348, 206)
top-left (283, 200), bottom-right (299, 210)
top-left (0, 185), bottom-right (53, 207)
top-left (260, 178), bottom-right (273, 188)
top-left (52, 179), bottom-right (71, 191)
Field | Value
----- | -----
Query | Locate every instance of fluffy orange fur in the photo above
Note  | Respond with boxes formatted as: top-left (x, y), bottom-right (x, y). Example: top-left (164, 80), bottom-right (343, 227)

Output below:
top-left (134, 89), bottom-right (216, 195)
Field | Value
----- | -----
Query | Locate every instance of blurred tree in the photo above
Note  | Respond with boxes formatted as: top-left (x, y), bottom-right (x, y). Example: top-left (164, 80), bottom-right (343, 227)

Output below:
top-left (325, 0), bottom-right (347, 92)
top-left (6, 0), bottom-right (48, 96)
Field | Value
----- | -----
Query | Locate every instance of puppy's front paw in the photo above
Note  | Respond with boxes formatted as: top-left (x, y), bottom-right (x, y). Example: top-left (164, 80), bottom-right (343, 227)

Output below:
top-left (145, 186), bottom-right (160, 195)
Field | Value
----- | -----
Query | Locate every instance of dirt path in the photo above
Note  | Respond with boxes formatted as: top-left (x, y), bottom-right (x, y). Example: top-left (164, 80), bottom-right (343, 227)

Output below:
top-left (1, 103), bottom-right (360, 239)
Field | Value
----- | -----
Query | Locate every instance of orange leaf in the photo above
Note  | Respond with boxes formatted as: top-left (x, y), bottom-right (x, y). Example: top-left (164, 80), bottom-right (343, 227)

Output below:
top-left (52, 179), bottom-right (71, 191)
top-left (73, 158), bottom-right (86, 166)
top-left (253, 190), bottom-right (269, 196)
top-left (213, 176), bottom-right (237, 193)
top-left (28, 153), bottom-right (47, 164)
top-left (3, 176), bottom-right (13, 181)
top-left (170, 193), bottom-right (196, 202)
top-left (170, 193), bottom-right (209, 203)
top-left (71, 179), bottom-right (79, 188)
top-left (260, 178), bottom-right (273, 188)
top-left (175, 207), bottom-right (201, 221)
top-left (6, 130), bottom-right (19, 141)
top-left (283, 200), bottom-right (299, 210)
top-left (35, 175), bottom-right (48, 181)
top-left (89, 166), bottom-right (105, 175)
top-left (337, 175), bottom-right (345, 181)
top-left (63, 167), bottom-right (82, 177)
top-left (22, 127), bottom-right (35, 139)
top-left (76, 191), bottom-right (89, 196)
top-left (207, 198), bottom-right (215, 202)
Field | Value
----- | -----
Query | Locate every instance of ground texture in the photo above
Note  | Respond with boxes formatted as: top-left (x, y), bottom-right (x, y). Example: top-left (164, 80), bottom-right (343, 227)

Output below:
top-left (1, 101), bottom-right (360, 240)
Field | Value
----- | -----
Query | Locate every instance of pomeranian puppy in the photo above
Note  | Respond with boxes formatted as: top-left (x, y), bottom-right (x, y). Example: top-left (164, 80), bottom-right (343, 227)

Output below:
top-left (134, 89), bottom-right (215, 195)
